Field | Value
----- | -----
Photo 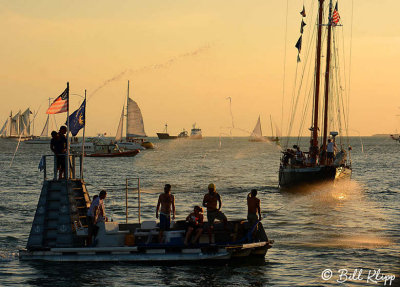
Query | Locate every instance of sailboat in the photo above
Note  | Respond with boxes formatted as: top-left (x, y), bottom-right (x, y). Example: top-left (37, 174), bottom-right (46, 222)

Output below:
top-left (278, 0), bottom-right (352, 188)
top-left (249, 116), bottom-right (265, 142)
top-left (115, 81), bottom-right (154, 150)
top-left (0, 109), bottom-right (33, 140)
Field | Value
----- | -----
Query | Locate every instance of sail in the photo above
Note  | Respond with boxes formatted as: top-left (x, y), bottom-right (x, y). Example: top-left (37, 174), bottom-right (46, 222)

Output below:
top-left (40, 115), bottom-right (49, 137)
top-left (115, 106), bottom-right (124, 141)
top-left (250, 116), bottom-right (262, 138)
top-left (20, 108), bottom-right (31, 136)
top-left (10, 112), bottom-right (20, 136)
top-left (0, 118), bottom-right (8, 136)
top-left (126, 98), bottom-right (147, 138)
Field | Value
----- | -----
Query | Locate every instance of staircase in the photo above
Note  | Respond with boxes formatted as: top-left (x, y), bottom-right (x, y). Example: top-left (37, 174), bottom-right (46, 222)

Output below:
top-left (26, 179), bottom-right (91, 250)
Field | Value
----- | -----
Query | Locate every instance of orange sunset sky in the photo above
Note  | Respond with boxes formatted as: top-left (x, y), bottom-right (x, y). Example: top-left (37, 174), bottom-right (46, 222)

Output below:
top-left (0, 0), bottom-right (399, 137)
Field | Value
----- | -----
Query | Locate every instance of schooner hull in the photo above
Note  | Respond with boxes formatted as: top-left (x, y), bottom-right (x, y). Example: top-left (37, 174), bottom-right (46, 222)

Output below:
top-left (279, 165), bottom-right (351, 188)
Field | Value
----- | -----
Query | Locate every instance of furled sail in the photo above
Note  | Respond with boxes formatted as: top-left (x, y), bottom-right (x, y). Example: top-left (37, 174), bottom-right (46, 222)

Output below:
top-left (250, 116), bottom-right (262, 138)
top-left (40, 115), bottom-right (49, 137)
top-left (115, 106), bottom-right (124, 141)
top-left (126, 98), bottom-right (147, 138)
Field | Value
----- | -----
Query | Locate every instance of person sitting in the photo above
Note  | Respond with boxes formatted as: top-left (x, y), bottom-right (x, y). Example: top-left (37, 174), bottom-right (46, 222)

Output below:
top-left (184, 206), bottom-right (204, 245)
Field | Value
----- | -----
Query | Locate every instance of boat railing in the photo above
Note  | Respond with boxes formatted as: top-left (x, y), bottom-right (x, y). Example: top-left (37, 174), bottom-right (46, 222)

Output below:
top-left (40, 154), bottom-right (84, 181)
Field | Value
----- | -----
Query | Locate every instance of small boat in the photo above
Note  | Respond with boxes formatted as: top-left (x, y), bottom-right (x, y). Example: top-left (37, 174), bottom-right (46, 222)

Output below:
top-left (190, 123), bottom-right (202, 139)
top-left (19, 155), bottom-right (273, 262)
top-left (115, 81), bottom-right (154, 150)
top-left (249, 116), bottom-right (265, 142)
top-left (0, 109), bottom-right (34, 140)
top-left (71, 135), bottom-right (139, 158)
top-left (86, 149), bottom-right (139, 157)
top-left (278, 0), bottom-right (352, 188)
top-left (157, 124), bottom-right (178, 140)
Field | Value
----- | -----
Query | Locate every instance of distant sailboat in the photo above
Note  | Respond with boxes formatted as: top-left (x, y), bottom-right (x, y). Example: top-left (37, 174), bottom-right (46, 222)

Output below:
top-left (0, 109), bottom-right (33, 140)
top-left (249, 116), bottom-right (264, 142)
top-left (115, 81), bottom-right (154, 150)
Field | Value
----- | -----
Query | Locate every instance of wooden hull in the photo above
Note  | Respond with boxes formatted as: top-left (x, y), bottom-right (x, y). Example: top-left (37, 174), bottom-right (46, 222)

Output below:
top-left (86, 150), bottom-right (139, 157)
top-left (157, 133), bottom-right (178, 140)
top-left (279, 165), bottom-right (352, 188)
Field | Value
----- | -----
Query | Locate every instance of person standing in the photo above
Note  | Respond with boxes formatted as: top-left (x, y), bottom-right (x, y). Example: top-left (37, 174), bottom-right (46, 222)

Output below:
top-left (247, 189), bottom-right (261, 228)
top-left (49, 131), bottom-right (59, 179)
top-left (156, 184), bottom-right (176, 243)
top-left (54, 126), bottom-right (67, 180)
top-left (202, 183), bottom-right (227, 243)
top-left (326, 138), bottom-right (336, 165)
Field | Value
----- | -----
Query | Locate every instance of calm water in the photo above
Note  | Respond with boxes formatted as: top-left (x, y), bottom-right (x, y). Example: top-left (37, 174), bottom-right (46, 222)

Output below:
top-left (0, 137), bottom-right (399, 286)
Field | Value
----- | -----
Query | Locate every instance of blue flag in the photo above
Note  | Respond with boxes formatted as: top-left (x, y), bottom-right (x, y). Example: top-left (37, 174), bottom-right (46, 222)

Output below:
top-left (68, 99), bottom-right (85, 136)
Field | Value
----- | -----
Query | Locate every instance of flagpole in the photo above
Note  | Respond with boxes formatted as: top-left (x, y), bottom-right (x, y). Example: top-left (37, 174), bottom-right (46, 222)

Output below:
top-left (80, 90), bottom-right (86, 179)
top-left (66, 82), bottom-right (70, 180)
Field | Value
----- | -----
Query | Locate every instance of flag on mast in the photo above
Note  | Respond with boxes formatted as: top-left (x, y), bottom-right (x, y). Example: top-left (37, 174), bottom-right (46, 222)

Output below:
top-left (46, 87), bottom-right (69, 114)
top-left (68, 99), bottom-right (86, 136)
top-left (332, 2), bottom-right (340, 25)
top-left (295, 35), bottom-right (302, 53)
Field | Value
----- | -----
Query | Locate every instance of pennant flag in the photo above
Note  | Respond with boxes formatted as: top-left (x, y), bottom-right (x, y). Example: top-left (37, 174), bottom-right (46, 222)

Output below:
top-left (47, 87), bottom-right (69, 114)
top-left (297, 55), bottom-right (301, 63)
top-left (300, 5), bottom-right (306, 17)
top-left (68, 99), bottom-right (85, 136)
top-left (300, 19), bottom-right (307, 34)
top-left (332, 2), bottom-right (340, 25)
top-left (295, 35), bottom-right (302, 53)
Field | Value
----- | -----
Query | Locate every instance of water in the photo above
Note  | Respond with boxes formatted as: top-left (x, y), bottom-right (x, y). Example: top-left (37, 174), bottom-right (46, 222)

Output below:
top-left (0, 137), bottom-right (399, 286)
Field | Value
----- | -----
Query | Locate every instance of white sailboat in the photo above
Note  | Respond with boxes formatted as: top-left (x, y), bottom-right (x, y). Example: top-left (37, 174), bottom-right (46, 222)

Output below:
top-left (115, 81), bottom-right (154, 150)
top-left (0, 109), bottom-right (33, 140)
top-left (249, 116), bottom-right (265, 142)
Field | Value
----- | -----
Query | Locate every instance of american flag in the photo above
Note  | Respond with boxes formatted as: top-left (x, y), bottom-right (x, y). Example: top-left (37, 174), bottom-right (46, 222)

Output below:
top-left (332, 2), bottom-right (340, 25)
top-left (46, 87), bottom-right (69, 114)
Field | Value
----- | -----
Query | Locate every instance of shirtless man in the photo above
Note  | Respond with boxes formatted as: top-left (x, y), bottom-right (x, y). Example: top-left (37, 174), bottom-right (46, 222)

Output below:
top-left (247, 189), bottom-right (261, 229)
top-left (203, 183), bottom-right (227, 243)
top-left (156, 184), bottom-right (175, 243)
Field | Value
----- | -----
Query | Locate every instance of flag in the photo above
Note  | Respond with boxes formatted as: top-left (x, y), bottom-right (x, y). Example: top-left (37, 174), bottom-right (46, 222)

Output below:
top-left (68, 99), bottom-right (85, 136)
top-left (47, 87), bottom-right (69, 114)
top-left (300, 19), bottom-right (307, 34)
top-left (332, 2), bottom-right (340, 25)
top-left (295, 35), bottom-right (302, 53)
top-left (300, 5), bottom-right (306, 17)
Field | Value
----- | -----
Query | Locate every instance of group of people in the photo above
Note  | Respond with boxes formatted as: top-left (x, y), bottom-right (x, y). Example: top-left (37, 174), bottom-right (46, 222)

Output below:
top-left (49, 126), bottom-right (67, 180)
top-left (282, 139), bottom-right (338, 167)
top-left (85, 184), bottom-right (262, 246)
top-left (156, 183), bottom-right (262, 245)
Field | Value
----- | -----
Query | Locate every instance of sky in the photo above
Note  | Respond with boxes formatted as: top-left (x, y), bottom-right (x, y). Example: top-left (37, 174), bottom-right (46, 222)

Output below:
top-left (0, 0), bottom-right (399, 137)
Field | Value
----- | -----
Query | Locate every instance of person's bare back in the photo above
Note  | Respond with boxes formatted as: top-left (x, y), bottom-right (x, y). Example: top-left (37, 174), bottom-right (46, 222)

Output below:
top-left (159, 193), bottom-right (174, 214)
top-left (247, 196), bottom-right (260, 214)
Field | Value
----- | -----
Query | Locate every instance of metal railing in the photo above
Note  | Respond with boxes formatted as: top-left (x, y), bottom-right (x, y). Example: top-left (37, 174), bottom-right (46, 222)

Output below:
top-left (125, 178), bottom-right (141, 224)
top-left (40, 154), bottom-right (84, 180)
